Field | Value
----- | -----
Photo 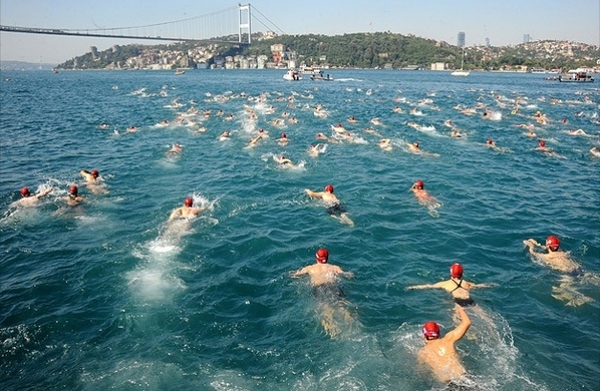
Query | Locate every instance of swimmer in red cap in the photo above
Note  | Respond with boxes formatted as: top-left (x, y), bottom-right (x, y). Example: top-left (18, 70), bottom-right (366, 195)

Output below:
top-left (80, 169), bottom-right (108, 194)
top-left (66, 185), bottom-right (85, 207)
top-left (278, 132), bottom-right (289, 146)
top-left (11, 185), bottom-right (53, 207)
top-left (417, 305), bottom-right (471, 383)
top-left (305, 184), bottom-right (354, 226)
top-left (523, 236), bottom-right (581, 274)
top-left (410, 180), bottom-right (441, 214)
top-left (291, 248), bottom-right (355, 338)
top-left (168, 197), bottom-right (206, 221)
top-left (523, 236), bottom-right (590, 306)
top-left (406, 263), bottom-right (494, 307)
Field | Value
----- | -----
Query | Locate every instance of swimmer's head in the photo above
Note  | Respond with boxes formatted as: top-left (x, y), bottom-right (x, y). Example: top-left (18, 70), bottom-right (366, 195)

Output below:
top-left (20, 187), bottom-right (31, 197)
top-left (450, 263), bottom-right (464, 279)
top-left (324, 184), bottom-right (334, 193)
top-left (414, 180), bottom-right (424, 190)
top-left (184, 197), bottom-right (193, 207)
top-left (487, 139), bottom-right (494, 145)
top-left (91, 169), bottom-right (99, 178)
top-left (316, 248), bottom-right (329, 263)
top-left (546, 235), bottom-right (560, 251)
top-left (258, 128), bottom-right (264, 133)
top-left (413, 141), bottom-right (419, 148)
top-left (281, 132), bottom-right (287, 138)
top-left (69, 185), bottom-right (78, 196)
top-left (422, 321), bottom-right (440, 340)
top-left (539, 140), bottom-right (546, 147)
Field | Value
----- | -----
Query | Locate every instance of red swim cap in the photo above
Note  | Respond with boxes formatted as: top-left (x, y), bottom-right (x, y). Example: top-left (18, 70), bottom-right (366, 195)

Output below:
top-left (316, 248), bottom-right (329, 263)
top-left (546, 236), bottom-right (560, 251)
top-left (324, 184), bottom-right (334, 193)
top-left (281, 132), bottom-right (287, 138)
top-left (69, 185), bottom-right (78, 195)
top-left (184, 197), bottom-right (193, 207)
top-left (450, 263), bottom-right (464, 279)
top-left (20, 187), bottom-right (31, 197)
top-left (539, 140), bottom-right (546, 147)
top-left (91, 169), bottom-right (99, 178)
top-left (422, 321), bottom-right (440, 338)
top-left (415, 180), bottom-right (424, 190)
top-left (487, 139), bottom-right (493, 145)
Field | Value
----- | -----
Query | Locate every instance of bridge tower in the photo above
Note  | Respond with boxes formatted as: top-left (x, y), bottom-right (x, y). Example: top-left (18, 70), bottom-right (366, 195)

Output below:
top-left (239, 3), bottom-right (251, 44)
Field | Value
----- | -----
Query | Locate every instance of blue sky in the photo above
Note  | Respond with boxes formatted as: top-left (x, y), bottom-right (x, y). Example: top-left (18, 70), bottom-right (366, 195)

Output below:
top-left (1, 0), bottom-right (598, 64)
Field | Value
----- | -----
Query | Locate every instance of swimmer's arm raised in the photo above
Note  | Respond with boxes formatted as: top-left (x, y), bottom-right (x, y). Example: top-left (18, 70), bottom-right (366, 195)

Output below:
top-left (523, 239), bottom-right (540, 255)
top-left (305, 189), bottom-right (323, 198)
top-left (36, 187), bottom-right (53, 199)
top-left (444, 305), bottom-right (471, 343)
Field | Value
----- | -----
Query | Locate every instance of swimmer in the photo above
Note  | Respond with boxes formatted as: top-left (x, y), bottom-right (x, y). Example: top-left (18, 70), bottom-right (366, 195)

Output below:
top-left (590, 147), bottom-right (600, 157)
top-left (486, 138), bottom-right (501, 151)
top-left (410, 180), bottom-right (442, 215)
top-left (278, 132), bottom-right (289, 146)
top-left (370, 118), bottom-right (383, 126)
top-left (523, 236), bottom-right (581, 274)
top-left (526, 130), bottom-right (537, 138)
top-left (332, 123), bottom-right (346, 133)
top-left (379, 138), bottom-right (392, 151)
top-left (308, 143), bottom-right (327, 157)
top-left (65, 185), bottom-right (85, 207)
top-left (523, 236), bottom-right (591, 306)
top-left (406, 263), bottom-right (494, 307)
top-left (418, 305), bottom-right (471, 383)
top-left (248, 130), bottom-right (264, 147)
top-left (288, 116), bottom-right (298, 124)
top-left (568, 129), bottom-right (587, 136)
top-left (126, 126), bottom-right (138, 133)
top-left (218, 131), bottom-right (231, 141)
top-left (290, 248), bottom-right (355, 338)
top-left (168, 197), bottom-right (206, 221)
top-left (11, 186), bottom-right (53, 208)
top-left (168, 144), bottom-right (183, 154)
top-left (157, 119), bottom-right (169, 127)
top-left (98, 122), bottom-right (110, 130)
top-left (347, 115), bottom-right (358, 123)
top-left (536, 139), bottom-right (551, 153)
top-left (305, 184), bottom-right (354, 226)
top-left (393, 106), bottom-right (404, 113)
top-left (443, 119), bottom-right (454, 128)
top-left (364, 127), bottom-right (383, 137)
top-left (407, 141), bottom-right (420, 152)
top-left (80, 169), bottom-right (100, 183)
top-left (450, 129), bottom-right (463, 138)
top-left (274, 155), bottom-right (295, 167)
top-left (80, 169), bottom-right (108, 194)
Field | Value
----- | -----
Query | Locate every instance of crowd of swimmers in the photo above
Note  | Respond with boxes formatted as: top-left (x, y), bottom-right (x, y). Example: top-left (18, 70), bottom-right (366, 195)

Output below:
top-left (10, 86), bottom-right (598, 389)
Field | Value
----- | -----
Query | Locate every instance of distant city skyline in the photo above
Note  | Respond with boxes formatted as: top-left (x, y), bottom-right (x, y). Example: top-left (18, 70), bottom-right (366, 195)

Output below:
top-left (1, 0), bottom-right (599, 64)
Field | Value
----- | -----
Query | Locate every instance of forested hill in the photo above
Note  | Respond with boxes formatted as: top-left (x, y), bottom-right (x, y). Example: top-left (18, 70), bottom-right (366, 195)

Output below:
top-left (57, 31), bottom-right (599, 71)
top-left (242, 32), bottom-right (457, 69)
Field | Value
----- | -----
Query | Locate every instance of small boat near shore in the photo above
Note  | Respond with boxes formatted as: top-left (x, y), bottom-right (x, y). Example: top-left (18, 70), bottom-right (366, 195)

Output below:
top-left (310, 70), bottom-right (333, 81)
top-left (558, 69), bottom-right (594, 83)
top-left (174, 69), bottom-right (186, 75)
top-left (283, 69), bottom-right (302, 81)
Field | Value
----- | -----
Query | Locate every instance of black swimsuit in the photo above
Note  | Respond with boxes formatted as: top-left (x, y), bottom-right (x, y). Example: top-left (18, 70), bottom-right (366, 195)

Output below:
top-left (451, 279), bottom-right (475, 307)
top-left (313, 282), bottom-right (345, 302)
top-left (326, 203), bottom-right (347, 216)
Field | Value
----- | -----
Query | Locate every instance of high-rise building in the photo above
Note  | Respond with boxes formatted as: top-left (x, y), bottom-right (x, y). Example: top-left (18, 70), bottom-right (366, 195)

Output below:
top-left (523, 34), bottom-right (530, 43)
top-left (457, 31), bottom-right (466, 48)
top-left (485, 37), bottom-right (490, 47)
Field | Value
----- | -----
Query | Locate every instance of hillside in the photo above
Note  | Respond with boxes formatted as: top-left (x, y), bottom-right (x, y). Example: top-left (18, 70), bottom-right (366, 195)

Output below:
top-left (56, 32), bottom-right (600, 71)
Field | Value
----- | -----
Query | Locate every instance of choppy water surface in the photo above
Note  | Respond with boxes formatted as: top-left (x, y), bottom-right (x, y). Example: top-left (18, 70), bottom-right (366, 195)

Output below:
top-left (1, 69), bottom-right (599, 391)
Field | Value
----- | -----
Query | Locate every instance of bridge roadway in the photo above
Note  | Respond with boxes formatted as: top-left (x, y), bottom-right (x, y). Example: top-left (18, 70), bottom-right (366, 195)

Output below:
top-left (0, 25), bottom-right (248, 45)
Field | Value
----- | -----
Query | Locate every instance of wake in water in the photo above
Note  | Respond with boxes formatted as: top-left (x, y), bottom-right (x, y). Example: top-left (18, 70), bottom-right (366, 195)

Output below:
top-left (127, 194), bottom-right (218, 301)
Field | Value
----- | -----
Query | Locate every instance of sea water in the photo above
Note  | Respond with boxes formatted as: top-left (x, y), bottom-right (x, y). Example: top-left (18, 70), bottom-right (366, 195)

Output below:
top-left (1, 69), bottom-right (599, 391)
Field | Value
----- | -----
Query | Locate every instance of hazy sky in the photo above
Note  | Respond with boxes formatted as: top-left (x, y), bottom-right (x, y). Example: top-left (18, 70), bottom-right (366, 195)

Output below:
top-left (1, 0), bottom-right (599, 64)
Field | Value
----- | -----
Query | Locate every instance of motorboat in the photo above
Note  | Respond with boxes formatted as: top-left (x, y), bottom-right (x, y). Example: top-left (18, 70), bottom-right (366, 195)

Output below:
top-left (174, 69), bottom-right (186, 75)
top-left (310, 70), bottom-right (333, 81)
top-left (558, 69), bottom-right (594, 83)
top-left (283, 69), bottom-right (302, 81)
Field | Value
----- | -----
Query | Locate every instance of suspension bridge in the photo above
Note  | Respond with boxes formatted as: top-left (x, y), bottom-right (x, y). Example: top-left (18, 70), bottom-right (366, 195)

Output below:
top-left (0, 4), bottom-right (282, 46)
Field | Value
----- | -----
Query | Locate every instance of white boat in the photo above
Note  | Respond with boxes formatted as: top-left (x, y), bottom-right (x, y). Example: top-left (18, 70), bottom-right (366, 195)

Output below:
top-left (310, 70), bottom-right (333, 81)
top-left (451, 48), bottom-right (470, 76)
top-left (283, 69), bottom-right (302, 81)
top-left (558, 69), bottom-right (594, 83)
top-left (174, 69), bottom-right (185, 75)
